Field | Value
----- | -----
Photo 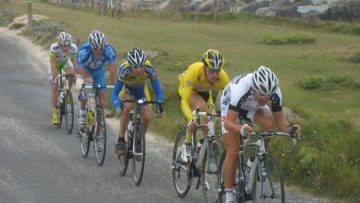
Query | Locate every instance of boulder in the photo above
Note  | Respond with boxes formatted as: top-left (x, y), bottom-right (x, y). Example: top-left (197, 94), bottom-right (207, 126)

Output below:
top-left (240, 0), bottom-right (270, 13)
top-left (320, 0), bottom-right (360, 20)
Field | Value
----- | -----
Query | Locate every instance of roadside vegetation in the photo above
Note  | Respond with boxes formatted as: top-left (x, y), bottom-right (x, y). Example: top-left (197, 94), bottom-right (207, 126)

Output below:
top-left (1, 0), bottom-right (360, 201)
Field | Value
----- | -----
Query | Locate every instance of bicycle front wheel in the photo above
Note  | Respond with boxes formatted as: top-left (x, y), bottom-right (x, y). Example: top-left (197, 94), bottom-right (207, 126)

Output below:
top-left (252, 154), bottom-right (285, 203)
top-left (94, 108), bottom-right (107, 166)
top-left (132, 123), bottom-right (145, 186)
top-left (171, 129), bottom-right (192, 197)
top-left (80, 130), bottom-right (90, 157)
top-left (57, 91), bottom-right (64, 129)
top-left (64, 89), bottom-right (74, 134)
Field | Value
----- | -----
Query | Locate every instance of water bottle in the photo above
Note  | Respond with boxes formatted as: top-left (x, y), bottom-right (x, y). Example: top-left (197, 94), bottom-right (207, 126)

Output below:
top-left (127, 121), bottom-right (134, 141)
top-left (87, 110), bottom-right (94, 126)
top-left (195, 139), bottom-right (204, 157)
top-left (58, 91), bottom-right (64, 104)
top-left (244, 156), bottom-right (254, 183)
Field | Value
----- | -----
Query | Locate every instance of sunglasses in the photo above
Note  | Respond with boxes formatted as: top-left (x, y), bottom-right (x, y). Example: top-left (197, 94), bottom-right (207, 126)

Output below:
top-left (91, 47), bottom-right (103, 51)
top-left (207, 68), bottom-right (221, 74)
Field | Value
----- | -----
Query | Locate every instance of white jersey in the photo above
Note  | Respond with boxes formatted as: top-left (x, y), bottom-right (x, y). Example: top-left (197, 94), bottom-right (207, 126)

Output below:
top-left (49, 42), bottom-right (78, 64)
top-left (220, 73), bottom-right (283, 123)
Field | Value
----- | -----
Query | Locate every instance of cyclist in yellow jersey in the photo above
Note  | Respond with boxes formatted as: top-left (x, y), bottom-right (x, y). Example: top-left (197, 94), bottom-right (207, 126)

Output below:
top-left (178, 49), bottom-right (229, 162)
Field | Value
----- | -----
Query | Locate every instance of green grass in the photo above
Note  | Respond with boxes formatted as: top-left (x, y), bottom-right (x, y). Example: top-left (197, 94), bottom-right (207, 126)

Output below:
top-left (3, 1), bottom-right (360, 201)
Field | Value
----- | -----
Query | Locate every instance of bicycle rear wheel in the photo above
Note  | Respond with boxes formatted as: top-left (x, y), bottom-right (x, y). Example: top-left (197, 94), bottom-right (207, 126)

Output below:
top-left (171, 129), bottom-right (192, 197)
top-left (201, 138), bottom-right (223, 203)
top-left (94, 108), bottom-right (107, 166)
top-left (132, 124), bottom-right (145, 186)
top-left (64, 90), bottom-right (74, 134)
top-left (252, 154), bottom-right (284, 203)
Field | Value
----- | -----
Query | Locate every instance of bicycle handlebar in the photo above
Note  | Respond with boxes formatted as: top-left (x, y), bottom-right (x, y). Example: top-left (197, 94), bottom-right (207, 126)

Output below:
top-left (245, 130), bottom-right (299, 154)
top-left (121, 99), bottom-right (164, 105)
top-left (81, 83), bottom-right (115, 89)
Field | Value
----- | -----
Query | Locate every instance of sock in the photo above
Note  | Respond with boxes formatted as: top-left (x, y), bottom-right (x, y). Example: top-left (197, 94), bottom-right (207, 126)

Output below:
top-left (80, 109), bottom-right (86, 115)
top-left (225, 188), bottom-right (234, 202)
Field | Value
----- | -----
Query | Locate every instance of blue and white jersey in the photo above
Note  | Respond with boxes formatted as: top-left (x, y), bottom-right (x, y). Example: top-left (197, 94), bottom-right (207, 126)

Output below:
top-left (77, 42), bottom-right (116, 71)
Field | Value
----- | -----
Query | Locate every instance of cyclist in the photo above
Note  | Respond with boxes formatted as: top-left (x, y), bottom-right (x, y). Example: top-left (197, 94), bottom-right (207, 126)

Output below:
top-left (112, 48), bottom-right (164, 154)
top-left (178, 49), bottom-right (229, 162)
top-left (49, 31), bottom-right (78, 125)
top-left (220, 65), bottom-right (301, 203)
top-left (76, 30), bottom-right (117, 131)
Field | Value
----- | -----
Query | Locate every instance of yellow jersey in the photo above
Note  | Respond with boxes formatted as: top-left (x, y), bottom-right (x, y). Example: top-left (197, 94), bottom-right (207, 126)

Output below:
top-left (178, 62), bottom-right (230, 120)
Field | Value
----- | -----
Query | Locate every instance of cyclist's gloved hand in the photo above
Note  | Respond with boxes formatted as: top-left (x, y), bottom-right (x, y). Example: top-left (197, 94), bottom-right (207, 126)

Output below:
top-left (287, 124), bottom-right (301, 139)
top-left (156, 101), bottom-right (164, 118)
top-left (187, 119), bottom-right (196, 130)
top-left (240, 124), bottom-right (252, 138)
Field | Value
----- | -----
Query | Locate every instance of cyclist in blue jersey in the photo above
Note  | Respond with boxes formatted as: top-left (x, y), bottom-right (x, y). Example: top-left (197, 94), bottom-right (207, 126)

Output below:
top-left (76, 30), bottom-right (117, 130)
top-left (49, 32), bottom-right (78, 125)
top-left (112, 48), bottom-right (164, 155)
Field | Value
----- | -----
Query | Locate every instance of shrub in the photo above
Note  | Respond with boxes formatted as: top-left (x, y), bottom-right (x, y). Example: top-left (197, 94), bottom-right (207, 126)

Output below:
top-left (262, 33), bottom-right (316, 45)
top-left (348, 52), bottom-right (360, 63)
top-left (299, 75), bottom-right (360, 91)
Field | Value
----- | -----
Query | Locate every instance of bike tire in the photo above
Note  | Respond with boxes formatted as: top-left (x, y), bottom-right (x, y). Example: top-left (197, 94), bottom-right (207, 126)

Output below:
top-left (94, 108), bottom-right (107, 166)
top-left (80, 129), bottom-right (90, 157)
top-left (57, 91), bottom-right (64, 129)
top-left (171, 129), bottom-right (193, 197)
top-left (64, 90), bottom-right (74, 134)
top-left (252, 154), bottom-right (285, 203)
top-left (118, 143), bottom-right (129, 176)
top-left (201, 138), bottom-right (223, 203)
top-left (132, 124), bottom-right (145, 186)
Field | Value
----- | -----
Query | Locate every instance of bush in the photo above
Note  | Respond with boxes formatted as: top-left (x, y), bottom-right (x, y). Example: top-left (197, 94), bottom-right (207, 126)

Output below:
top-left (278, 116), bottom-right (360, 200)
top-left (262, 33), bottom-right (316, 45)
top-left (348, 52), bottom-right (360, 63)
top-left (299, 75), bottom-right (360, 91)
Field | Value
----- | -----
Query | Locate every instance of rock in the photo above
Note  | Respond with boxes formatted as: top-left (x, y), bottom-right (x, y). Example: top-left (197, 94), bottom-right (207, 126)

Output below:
top-left (320, 0), bottom-right (360, 20)
top-left (240, 0), bottom-right (270, 13)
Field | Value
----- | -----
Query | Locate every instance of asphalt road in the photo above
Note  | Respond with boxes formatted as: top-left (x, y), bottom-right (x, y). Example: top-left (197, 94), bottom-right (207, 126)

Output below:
top-left (0, 30), bottom-right (332, 203)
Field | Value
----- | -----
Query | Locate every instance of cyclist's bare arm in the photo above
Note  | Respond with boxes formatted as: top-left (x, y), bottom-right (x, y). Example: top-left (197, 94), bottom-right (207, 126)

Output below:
top-left (273, 111), bottom-right (289, 132)
top-left (223, 109), bottom-right (242, 134)
top-left (50, 55), bottom-right (57, 77)
top-left (108, 62), bottom-right (117, 85)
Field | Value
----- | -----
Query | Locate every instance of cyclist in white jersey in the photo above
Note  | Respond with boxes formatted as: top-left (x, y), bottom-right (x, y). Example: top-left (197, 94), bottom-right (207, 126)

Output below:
top-left (220, 66), bottom-right (301, 203)
top-left (49, 32), bottom-right (78, 125)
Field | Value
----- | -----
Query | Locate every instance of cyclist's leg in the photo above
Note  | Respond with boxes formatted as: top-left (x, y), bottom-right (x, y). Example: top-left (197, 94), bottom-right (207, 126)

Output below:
top-left (49, 64), bottom-right (60, 125)
top-left (140, 85), bottom-right (151, 134)
top-left (186, 91), bottom-right (207, 143)
top-left (76, 67), bottom-right (91, 129)
top-left (116, 87), bottom-right (132, 154)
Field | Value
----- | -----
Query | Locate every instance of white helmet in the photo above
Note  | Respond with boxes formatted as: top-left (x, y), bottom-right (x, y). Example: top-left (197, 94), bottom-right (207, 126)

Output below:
top-left (58, 32), bottom-right (72, 46)
top-left (252, 66), bottom-right (279, 96)
top-left (88, 30), bottom-right (106, 49)
top-left (127, 48), bottom-right (146, 67)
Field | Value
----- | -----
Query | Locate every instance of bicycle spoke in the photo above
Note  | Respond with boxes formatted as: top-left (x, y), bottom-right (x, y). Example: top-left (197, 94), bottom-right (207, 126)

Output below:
top-left (132, 124), bottom-right (145, 186)
top-left (94, 109), bottom-right (106, 166)
top-left (172, 129), bottom-right (193, 197)
top-left (253, 154), bottom-right (285, 203)
top-left (64, 90), bottom-right (74, 134)
top-left (202, 140), bottom-right (222, 203)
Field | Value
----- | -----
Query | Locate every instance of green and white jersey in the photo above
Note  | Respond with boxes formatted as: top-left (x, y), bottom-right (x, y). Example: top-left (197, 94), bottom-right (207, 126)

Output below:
top-left (49, 42), bottom-right (78, 70)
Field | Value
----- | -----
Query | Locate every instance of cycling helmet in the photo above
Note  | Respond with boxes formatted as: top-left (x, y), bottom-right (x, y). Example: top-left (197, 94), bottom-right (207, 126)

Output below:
top-left (202, 49), bottom-right (225, 70)
top-left (58, 32), bottom-right (72, 46)
top-left (252, 65), bottom-right (279, 96)
top-left (88, 30), bottom-right (106, 49)
top-left (127, 48), bottom-right (147, 67)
